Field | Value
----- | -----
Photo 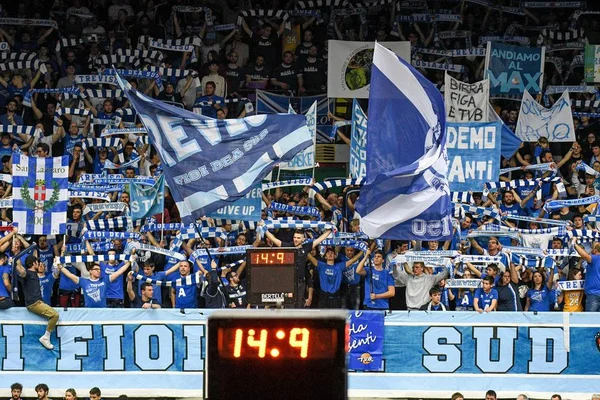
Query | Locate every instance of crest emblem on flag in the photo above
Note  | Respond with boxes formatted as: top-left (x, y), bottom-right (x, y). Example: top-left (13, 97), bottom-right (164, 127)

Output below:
top-left (20, 179), bottom-right (60, 212)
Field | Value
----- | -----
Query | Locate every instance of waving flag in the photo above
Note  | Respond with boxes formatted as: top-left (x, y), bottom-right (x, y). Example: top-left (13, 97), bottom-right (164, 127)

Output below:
top-left (12, 153), bottom-right (69, 234)
top-left (278, 101), bottom-right (317, 171)
top-left (356, 43), bottom-right (452, 240)
top-left (130, 174), bottom-right (165, 220)
top-left (350, 99), bottom-right (367, 179)
top-left (114, 73), bottom-right (312, 222)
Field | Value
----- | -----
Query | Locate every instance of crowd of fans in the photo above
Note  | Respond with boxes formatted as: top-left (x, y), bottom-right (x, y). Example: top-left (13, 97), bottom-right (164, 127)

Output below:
top-left (0, 1), bottom-right (598, 332)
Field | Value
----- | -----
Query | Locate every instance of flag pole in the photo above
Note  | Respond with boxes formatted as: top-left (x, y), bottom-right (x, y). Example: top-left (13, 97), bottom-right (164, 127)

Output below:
top-left (160, 208), bottom-right (165, 242)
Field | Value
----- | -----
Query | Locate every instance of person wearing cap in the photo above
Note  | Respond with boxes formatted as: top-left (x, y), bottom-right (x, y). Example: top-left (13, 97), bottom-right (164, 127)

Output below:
top-left (306, 246), bottom-right (363, 308)
top-left (14, 253), bottom-right (59, 350)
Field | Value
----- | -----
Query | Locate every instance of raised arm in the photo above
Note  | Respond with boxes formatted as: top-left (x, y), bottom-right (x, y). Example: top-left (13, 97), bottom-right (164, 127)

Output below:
top-left (58, 263), bottom-right (80, 284)
top-left (355, 249), bottom-right (371, 276)
top-left (312, 229), bottom-right (332, 248)
top-left (573, 238), bottom-right (592, 263)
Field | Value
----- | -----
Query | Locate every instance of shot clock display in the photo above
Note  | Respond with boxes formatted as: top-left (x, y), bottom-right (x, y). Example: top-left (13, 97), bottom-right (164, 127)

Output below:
top-left (217, 326), bottom-right (337, 359)
top-left (206, 310), bottom-right (347, 400)
top-left (246, 248), bottom-right (298, 305)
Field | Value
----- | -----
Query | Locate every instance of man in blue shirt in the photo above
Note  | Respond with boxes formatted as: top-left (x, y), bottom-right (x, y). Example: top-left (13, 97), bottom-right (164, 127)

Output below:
top-left (194, 81), bottom-right (225, 118)
top-left (58, 257), bottom-right (132, 308)
top-left (356, 248), bottom-right (395, 310)
top-left (0, 253), bottom-right (12, 309)
top-left (306, 247), bottom-right (363, 308)
top-left (572, 238), bottom-right (600, 311)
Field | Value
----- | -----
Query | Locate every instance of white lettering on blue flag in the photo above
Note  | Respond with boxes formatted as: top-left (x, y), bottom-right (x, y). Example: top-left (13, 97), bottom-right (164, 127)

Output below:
top-left (447, 122), bottom-right (501, 191)
top-left (279, 101), bottom-right (317, 170)
top-left (130, 174), bottom-right (165, 220)
top-left (114, 73), bottom-right (312, 222)
top-left (207, 184), bottom-right (262, 221)
top-left (350, 99), bottom-right (367, 179)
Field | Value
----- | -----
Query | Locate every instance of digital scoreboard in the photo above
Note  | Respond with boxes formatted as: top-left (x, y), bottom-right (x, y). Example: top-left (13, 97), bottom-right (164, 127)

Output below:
top-left (246, 248), bottom-right (298, 305)
top-left (205, 310), bottom-right (348, 400)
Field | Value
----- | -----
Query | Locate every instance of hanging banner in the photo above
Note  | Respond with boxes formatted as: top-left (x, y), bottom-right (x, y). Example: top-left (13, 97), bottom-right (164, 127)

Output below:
top-left (279, 101), bottom-right (317, 171)
top-left (447, 122), bottom-right (502, 192)
top-left (515, 90), bottom-right (575, 142)
top-left (485, 42), bottom-right (545, 98)
top-left (327, 40), bottom-right (411, 99)
top-left (584, 44), bottom-right (600, 83)
top-left (444, 73), bottom-right (489, 122)
top-left (207, 184), bottom-right (262, 221)
top-left (349, 99), bottom-right (367, 179)
top-left (348, 311), bottom-right (385, 371)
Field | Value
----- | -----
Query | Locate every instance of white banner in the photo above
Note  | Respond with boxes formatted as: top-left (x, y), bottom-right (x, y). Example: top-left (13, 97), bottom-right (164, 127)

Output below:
top-left (515, 90), bottom-right (575, 142)
top-left (444, 73), bottom-right (489, 122)
top-left (279, 101), bottom-right (317, 170)
top-left (327, 40), bottom-right (410, 99)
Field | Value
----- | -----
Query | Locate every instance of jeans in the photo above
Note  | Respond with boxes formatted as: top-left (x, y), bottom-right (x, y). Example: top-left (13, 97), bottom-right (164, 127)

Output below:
top-left (585, 293), bottom-right (600, 312)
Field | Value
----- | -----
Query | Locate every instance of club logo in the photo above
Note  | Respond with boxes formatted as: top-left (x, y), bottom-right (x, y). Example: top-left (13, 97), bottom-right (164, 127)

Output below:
top-left (21, 179), bottom-right (60, 212)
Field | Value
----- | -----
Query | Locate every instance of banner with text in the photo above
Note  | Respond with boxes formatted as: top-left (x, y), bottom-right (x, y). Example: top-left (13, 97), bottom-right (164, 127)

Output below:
top-left (1, 310), bottom-right (599, 399)
top-left (444, 73), bottom-right (489, 122)
top-left (350, 99), bottom-right (367, 179)
top-left (515, 90), bottom-right (575, 142)
top-left (485, 42), bottom-right (545, 98)
top-left (584, 44), bottom-right (600, 83)
top-left (447, 122), bottom-right (502, 191)
top-left (327, 40), bottom-right (411, 99)
top-left (207, 184), bottom-right (262, 221)
top-left (279, 102), bottom-right (317, 171)
top-left (348, 311), bottom-right (384, 371)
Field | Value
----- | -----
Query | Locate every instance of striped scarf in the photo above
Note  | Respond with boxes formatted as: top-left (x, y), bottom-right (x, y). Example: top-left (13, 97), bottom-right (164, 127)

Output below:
top-left (134, 271), bottom-right (202, 288)
top-left (455, 255), bottom-right (503, 263)
top-left (101, 128), bottom-right (147, 137)
top-left (319, 239), bottom-right (368, 252)
top-left (57, 254), bottom-right (133, 264)
top-left (69, 184), bottom-right (124, 193)
top-left (83, 231), bottom-right (141, 240)
top-left (446, 278), bottom-right (481, 289)
top-left (262, 179), bottom-right (312, 191)
top-left (503, 214), bottom-right (571, 227)
top-left (268, 202), bottom-right (320, 218)
top-left (451, 192), bottom-right (474, 204)
top-left (83, 202), bottom-right (127, 215)
top-left (189, 245), bottom-right (254, 263)
top-left (138, 243), bottom-right (187, 261)
top-left (311, 178), bottom-right (363, 193)
top-left (69, 191), bottom-right (111, 201)
top-left (117, 48), bottom-right (164, 62)
top-left (258, 220), bottom-right (336, 239)
top-left (0, 125), bottom-right (37, 135)
top-left (146, 66), bottom-right (193, 79)
top-left (544, 196), bottom-right (600, 212)
top-left (85, 217), bottom-right (142, 231)
top-left (485, 177), bottom-right (566, 198)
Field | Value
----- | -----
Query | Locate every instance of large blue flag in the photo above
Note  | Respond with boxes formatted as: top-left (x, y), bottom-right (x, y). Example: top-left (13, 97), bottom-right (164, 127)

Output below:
top-left (356, 43), bottom-right (452, 240)
top-left (115, 74), bottom-right (312, 222)
top-left (12, 153), bottom-right (69, 234)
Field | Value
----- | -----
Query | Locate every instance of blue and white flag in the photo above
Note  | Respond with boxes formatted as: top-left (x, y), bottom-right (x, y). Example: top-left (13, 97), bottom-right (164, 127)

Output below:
top-left (485, 42), bottom-right (545, 98)
top-left (356, 43), bottom-right (451, 240)
top-left (278, 101), bottom-right (317, 171)
top-left (12, 154), bottom-right (69, 234)
top-left (350, 99), bottom-right (367, 179)
top-left (115, 73), bottom-right (312, 223)
top-left (447, 121), bottom-right (501, 191)
top-left (130, 174), bottom-right (165, 220)
top-left (255, 90), bottom-right (331, 143)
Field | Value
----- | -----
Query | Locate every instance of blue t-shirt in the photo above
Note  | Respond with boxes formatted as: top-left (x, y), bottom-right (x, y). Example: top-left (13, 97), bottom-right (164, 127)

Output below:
top-left (585, 255), bottom-right (600, 296)
top-left (342, 260), bottom-right (361, 286)
top-left (59, 265), bottom-right (79, 291)
top-left (39, 273), bottom-right (56, 305)
top-left (79, 276), bottom-right (110, 308)
top-left (474, 288), bottom-right (498, 310)
top-left (527, 286), bottom-right (551, 311)
top-left (101, 261), bottom-right (125, 300)
top-left (454, 289), bottom-right (474, 310)
top-left (317, 261), bottom-right (344, 294)
top-left (38, 247), bottom-right (55, 274)
top-left (0, 265), bottom-right (10, 298)
top-left (173, 277), bottom-right (197, 308)
top-left (362, 266), bottom-right (394, 310)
